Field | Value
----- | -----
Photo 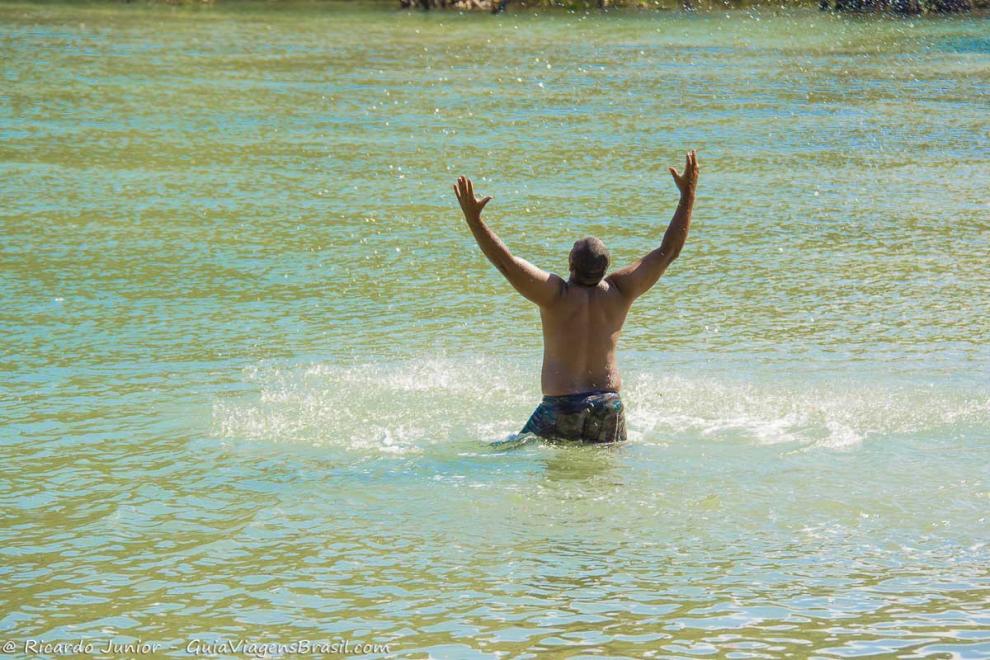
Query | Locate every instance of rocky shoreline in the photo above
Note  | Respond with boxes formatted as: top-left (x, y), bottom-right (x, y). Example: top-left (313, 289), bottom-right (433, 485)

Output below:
top-left (400, 0), bottom-right (977, 11)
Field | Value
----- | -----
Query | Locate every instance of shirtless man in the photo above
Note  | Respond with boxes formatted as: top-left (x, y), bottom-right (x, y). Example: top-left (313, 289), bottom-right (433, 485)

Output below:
top-left (453, 150), bottom-right (699, 444)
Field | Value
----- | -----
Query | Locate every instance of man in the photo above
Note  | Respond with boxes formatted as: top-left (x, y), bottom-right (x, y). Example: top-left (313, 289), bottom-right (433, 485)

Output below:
top-left (453, 150), bottom-right (699, 444)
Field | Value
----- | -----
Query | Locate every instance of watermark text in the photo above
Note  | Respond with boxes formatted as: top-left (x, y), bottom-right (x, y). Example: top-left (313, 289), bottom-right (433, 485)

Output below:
top-left (2, 638), bottom-right (391, 656)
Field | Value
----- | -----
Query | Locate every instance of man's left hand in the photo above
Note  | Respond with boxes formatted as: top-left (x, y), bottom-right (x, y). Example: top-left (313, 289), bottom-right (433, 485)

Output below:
top-left (454, 176), bottom-right (492, 220)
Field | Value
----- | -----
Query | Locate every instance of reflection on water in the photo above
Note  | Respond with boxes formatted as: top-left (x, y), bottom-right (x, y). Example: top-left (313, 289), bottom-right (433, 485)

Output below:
top-left (538, 444), bottom-right (621, 484)
top-left (2, 0), bottom-right (988, 656)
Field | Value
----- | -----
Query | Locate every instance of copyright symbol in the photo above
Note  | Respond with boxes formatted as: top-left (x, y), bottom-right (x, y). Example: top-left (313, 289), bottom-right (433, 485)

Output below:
top-left (2, 641), bottom-right (16, 653)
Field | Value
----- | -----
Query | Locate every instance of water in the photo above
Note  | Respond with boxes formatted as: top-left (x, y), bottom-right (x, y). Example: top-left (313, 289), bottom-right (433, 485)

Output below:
top-left (2, 1), bottom-right (989, 656)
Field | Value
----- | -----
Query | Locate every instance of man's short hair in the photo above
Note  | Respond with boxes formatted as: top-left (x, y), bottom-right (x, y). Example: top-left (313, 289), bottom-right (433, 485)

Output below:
top-left (570, 236), bottom-right (610, 286)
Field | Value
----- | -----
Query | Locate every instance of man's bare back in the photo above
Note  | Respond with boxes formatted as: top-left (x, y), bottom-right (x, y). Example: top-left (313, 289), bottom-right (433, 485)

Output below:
top-left (453, 150), bottom-right (699, 442)
top-left (538, 278), bottom-right (629, 396)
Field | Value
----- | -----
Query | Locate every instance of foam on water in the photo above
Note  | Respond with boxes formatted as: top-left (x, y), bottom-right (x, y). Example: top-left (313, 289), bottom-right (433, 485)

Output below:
top-left (624, 371), bottom-right (989, 450)
top-left (212, 356), bottom-right (533, 454)
top-left (213, 356), bottom-right (989, 454)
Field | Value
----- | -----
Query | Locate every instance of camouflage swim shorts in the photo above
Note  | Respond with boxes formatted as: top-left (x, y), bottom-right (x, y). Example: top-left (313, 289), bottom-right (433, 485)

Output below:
top-left (520, 390), bottom-right (627, 444)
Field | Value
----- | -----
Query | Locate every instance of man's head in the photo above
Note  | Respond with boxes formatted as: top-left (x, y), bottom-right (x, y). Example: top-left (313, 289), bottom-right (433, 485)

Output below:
top-left (569, 236), bottom-right (610, 286)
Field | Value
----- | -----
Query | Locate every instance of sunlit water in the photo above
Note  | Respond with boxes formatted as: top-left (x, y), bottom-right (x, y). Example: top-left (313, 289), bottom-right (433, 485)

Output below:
top-left (2, 1), bottom-right (989, 656)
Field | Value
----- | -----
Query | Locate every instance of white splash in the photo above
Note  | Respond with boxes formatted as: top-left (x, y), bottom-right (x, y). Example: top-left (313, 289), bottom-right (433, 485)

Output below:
top-left (213, 357), bottom-right (989, 455)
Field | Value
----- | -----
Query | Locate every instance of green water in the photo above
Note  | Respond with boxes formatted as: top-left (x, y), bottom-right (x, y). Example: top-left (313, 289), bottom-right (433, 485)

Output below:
top-left (2, 1), bottom-right (989, 656)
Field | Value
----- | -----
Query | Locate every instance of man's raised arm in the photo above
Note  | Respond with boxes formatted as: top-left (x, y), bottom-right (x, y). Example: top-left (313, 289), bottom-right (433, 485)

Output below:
top-left (606, 150), bottom-right (700, 301)
top-left (454, 176), bottom-right (564, 308)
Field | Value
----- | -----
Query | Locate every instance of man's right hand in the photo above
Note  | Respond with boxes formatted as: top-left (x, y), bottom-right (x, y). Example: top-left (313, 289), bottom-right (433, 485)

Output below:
top-left (669, 150), bottom-right (699, 197)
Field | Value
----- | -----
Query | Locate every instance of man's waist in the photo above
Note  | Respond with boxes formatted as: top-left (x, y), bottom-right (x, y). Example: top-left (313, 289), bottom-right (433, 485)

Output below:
top-left (541, 388), bottom-right (620, 402)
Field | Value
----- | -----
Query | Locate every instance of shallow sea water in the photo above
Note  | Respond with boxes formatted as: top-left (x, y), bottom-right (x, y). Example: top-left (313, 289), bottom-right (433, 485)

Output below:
top-left (2, 1), bottom-right (989, 656)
